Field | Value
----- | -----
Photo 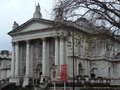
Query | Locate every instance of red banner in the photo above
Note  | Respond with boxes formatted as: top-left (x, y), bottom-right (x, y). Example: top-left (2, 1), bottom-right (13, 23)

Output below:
top-left (61, 64), bottom-right (67, 82)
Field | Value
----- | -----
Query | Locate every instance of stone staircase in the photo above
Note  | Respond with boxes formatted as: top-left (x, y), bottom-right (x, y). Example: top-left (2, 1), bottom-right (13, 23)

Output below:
top-left (2, 77), bottom-right (120, 90)
top-left (0, 77), bottom-right (50, 90)
top-left (1, 83), bottom-right (33, 90)
top-left (0, 79), bottom-right (33, 90)
top-left (1, 81), bottom-right (120, 90)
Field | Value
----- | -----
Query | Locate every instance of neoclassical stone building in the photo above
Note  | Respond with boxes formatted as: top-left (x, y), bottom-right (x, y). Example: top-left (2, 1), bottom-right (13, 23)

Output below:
top-left (8, 3), bottom-right (120, 86)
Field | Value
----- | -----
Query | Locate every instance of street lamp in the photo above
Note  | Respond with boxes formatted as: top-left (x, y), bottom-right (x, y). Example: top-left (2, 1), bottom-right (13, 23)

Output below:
top-left (67, 30), bottom-right (75, 90)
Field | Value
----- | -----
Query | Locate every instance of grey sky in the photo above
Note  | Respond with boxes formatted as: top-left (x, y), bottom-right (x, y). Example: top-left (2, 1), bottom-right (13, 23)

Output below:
top-left (0, 0), bottom-right (54, 51)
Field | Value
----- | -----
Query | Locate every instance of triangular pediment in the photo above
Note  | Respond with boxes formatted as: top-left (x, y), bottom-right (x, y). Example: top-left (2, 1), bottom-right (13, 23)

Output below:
top-left (8, 18), bottom-right (56, 35)
top-left (20, 21), bottom-right (52, 32)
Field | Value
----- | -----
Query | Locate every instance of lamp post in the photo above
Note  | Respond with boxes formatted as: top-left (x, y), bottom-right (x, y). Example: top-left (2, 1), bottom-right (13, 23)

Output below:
top-left (67, 30), bottom-right (75, 90)
top-left (72, 30), bottom-right (75, 90)
top-left (52, 65), bottom-right (57, 90)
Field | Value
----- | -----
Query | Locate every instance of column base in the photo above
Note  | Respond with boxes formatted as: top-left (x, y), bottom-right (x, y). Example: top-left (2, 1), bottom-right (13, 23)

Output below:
top-left (40, 75), bottom-right (45, 83)
top-left (9, 76), bottom-right (20, 86)
top-left (23, 76), bottom-right (29, 87)
top-left (34, 86), bottom-right (41, 90)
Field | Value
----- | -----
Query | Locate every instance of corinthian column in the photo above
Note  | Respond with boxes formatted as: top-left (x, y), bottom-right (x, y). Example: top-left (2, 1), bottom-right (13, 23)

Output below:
top-left (10, 42), bottom-right (20, 85)
top-left (15, 42), bottom-right (19, 76)
top-left (42, 38), bottom-right (46, 76)
top-left (23, 40), bottom-right (30, 87)
top-left (55, 37), bottom-right (59, 77)
top-left (25, 40), bottom-right (30, 76)
top-left (11, 42), bottom-right (15, 76)
top-left (60, 37), bottom-right (64, 67)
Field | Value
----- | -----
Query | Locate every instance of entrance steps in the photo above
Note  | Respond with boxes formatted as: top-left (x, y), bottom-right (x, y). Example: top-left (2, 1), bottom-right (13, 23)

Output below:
top-left (1, 83), bottom-right (33, 90)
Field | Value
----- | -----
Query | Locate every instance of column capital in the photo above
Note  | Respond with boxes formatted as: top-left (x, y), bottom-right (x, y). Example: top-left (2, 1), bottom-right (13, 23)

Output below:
top-left (25, 40), bottom-right (30, 44)
top-left (11, 42), bottom-right (15, 45)
top-left (15, 41), bottom-right (19, 45)
top-left (41, 37), bottom-right (46, 41)
top-left (54, 36), bottom-right (59, 40)
top-left (60, 35), bottom-right (67, 39)
top-left (11, 41), bottom-right (19, 44)
top-left (60, 36), bottom-right (65, 42)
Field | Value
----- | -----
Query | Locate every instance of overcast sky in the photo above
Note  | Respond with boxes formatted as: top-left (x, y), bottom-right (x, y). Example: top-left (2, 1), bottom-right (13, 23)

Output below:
top-left (0, 0), bottom-right (54, 51)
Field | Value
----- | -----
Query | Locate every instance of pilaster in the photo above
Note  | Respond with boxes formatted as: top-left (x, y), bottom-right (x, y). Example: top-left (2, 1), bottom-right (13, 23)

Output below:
top-left (11, 42), bottom-right (15, 76)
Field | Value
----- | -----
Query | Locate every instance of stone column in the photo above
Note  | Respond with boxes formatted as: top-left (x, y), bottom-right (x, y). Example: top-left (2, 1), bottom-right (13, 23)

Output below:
top-left (9, 42), bottom-right (16, 83)
top-left (11, 42), bottom-right (15, 76)
top-left (25, 40), bottom-right (30, 76)
top-left (15, 42), bottom-right (20, 85)
top-left (23, 40), bottom-right (30, 87)
top-left (15, 42), bottom-right (19, 76)
top-left (40, 38), bottom-right (47, 83)
top-left (60, 37), bottom-right (64, 69)
top-left (55, 37), bottom-right (59, 77)
top-left (30, 43), bottom-right (33, 76)
top-left (42, 38), bottom-right (46, 76)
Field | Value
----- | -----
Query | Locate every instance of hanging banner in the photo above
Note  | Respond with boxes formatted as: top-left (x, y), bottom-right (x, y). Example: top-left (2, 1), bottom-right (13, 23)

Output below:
top-left (61, 64), bottom-right (67, 82)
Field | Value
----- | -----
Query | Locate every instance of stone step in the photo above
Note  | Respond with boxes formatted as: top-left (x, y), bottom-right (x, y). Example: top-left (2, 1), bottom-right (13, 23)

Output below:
top-left (1, 84), bottom-right (33, 90)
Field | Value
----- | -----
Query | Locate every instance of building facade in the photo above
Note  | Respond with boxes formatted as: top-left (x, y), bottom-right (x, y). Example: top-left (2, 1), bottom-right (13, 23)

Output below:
top-left (8, 3), bottom-right (120, 86)
top-left (0, 50), bottom-right (11, 81)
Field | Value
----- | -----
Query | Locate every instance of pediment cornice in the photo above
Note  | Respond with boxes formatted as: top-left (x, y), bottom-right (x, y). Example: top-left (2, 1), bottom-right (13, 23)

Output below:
top-left (11, 26), bottom-right (62, 37)
top-left (8, 18), bottom-right (58, 36)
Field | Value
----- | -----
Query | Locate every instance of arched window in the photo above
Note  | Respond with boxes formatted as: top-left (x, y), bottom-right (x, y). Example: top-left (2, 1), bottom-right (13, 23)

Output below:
top-left (115, 52), bottom-right (120, 59)
top-left (35, 63), bottom-right (42, 79)
top-left (33, 41), bottom-right (42, 59)
top-left (50, 63), bottom-right (56, 81)
top-left (108, 67), bottom-right (110, 78)
top-left (78, 63), bottom-right (82, 76)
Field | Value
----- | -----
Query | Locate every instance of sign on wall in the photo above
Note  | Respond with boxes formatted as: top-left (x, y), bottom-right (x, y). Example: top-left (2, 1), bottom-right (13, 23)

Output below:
top-left (61, 64), bottom-right (67, 82)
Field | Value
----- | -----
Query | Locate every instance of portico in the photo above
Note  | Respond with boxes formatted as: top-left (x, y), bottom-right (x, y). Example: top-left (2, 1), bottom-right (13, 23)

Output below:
top-left (9, 33), bottom-right (66, 85)
top-left (8, 3), bottom-right (68, 86)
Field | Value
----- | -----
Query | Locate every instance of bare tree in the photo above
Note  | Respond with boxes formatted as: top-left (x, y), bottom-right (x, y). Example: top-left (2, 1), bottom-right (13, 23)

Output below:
top-left (53, 0), bottom-right (120, 34)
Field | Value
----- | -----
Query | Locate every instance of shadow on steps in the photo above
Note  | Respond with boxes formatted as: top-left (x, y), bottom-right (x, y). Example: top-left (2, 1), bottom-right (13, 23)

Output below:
top-left (1, 83), bottom-right (33, 90)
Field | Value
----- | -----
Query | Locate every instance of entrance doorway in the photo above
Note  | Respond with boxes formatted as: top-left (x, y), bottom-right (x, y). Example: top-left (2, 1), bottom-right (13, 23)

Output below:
top-left (34, 63), bottom-right (42, 85)
top-left (78, 63), bottom-right (82, 76)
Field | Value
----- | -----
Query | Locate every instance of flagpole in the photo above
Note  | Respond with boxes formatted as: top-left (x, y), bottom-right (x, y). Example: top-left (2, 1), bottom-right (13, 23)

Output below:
top-left (64, 82), bottom-right (66, 90)
top-left (72, 30), bottom-right (75, 90)
top-left (54, 82), bottom-right (56, 90)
